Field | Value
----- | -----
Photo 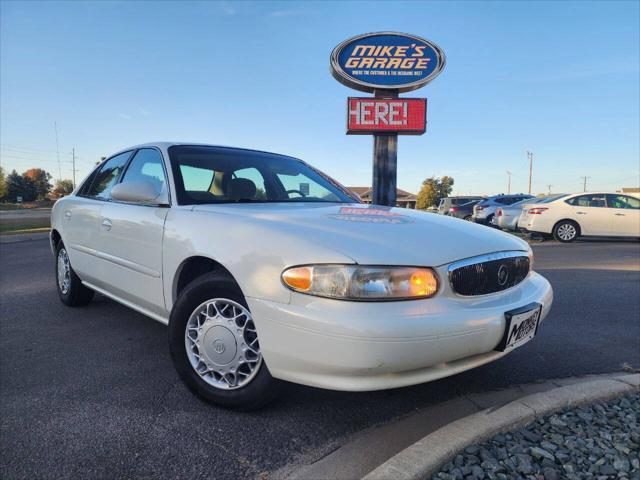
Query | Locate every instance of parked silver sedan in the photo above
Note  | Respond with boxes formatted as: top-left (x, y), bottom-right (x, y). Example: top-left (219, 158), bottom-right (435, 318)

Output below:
top-left (492, 195), bottom-right (564, 231)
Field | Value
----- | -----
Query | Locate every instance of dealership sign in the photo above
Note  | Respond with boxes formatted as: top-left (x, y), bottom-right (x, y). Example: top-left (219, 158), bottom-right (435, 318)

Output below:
top-left (347, 98), bottom-right (426, 135)
top-left (330, 32), bottom-right (445, 93)
top-left (330, 32), bottom-right (444, 207)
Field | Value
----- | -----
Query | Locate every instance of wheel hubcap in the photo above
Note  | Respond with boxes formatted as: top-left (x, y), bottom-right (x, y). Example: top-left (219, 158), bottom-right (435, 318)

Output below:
top-left (185, 298), bottom-right (262, 390)
top-left (57, 248), bottom-right (71, 295)
top-left (558, 224), bottom-right (576, 240)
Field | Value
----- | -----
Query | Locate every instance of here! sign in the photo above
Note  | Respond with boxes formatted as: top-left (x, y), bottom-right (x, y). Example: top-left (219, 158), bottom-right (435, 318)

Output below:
top-left (347, 97), bottom-right (427, 135)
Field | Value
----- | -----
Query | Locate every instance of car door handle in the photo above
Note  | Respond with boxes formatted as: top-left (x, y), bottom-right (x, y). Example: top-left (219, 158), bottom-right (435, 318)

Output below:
top-left (64, 210), bottom-right (72, 219)
top-left (615, 213), bottom-right (625, 216)
top-left (576, 211), bottom-right (587, 215)
top-left (101, 218), bottom-right (112, 231)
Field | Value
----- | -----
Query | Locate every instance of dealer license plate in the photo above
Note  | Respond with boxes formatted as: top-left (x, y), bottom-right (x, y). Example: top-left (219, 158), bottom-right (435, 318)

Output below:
top-left (495, 303), bottom-right (542, 353)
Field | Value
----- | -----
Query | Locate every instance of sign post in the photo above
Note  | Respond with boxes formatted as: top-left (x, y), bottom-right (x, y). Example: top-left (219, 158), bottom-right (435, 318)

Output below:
top-left (330, 32), bottom-right (445, 207)
top-left (372, 89), bottom-right (398, 206)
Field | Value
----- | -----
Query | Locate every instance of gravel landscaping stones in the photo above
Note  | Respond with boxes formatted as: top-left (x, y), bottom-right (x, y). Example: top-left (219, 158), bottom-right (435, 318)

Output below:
top-left (430, 393), bottom-right (639, 480)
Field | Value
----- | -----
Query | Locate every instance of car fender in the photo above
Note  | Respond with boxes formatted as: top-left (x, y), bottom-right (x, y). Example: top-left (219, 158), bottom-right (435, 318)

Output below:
top-left (162, 209), bottom-right (357, 311)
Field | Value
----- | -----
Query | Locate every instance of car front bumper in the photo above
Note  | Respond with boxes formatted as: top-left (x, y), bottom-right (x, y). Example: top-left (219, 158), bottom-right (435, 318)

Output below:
top-left (247, 272), bottom-right (553, 391)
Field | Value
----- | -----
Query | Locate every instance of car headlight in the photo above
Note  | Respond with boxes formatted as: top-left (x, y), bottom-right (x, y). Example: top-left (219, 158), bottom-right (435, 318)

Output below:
top-left (281, 265), bottom-right (438, 300)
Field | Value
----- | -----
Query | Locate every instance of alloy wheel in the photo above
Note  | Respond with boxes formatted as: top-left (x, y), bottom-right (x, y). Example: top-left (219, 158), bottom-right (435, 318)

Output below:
top-left (557, 223), bottom-right (577, 241)
top-left (184, 298), bottom-right (262, 390)
top-left (57, 248), bottom-right (71, 295)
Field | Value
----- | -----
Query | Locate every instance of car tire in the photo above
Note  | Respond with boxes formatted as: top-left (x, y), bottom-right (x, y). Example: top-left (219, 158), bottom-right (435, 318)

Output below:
top-left (168, 272), bottom-right (280, 410)
top-left (463, 215), bottom-right (473, 222)
top-left (55, 241), bottom-right (95, 306)
top-left (486, 214), bottom-right (495, 227)
top-left (553, 220), bottom-right (579, 243)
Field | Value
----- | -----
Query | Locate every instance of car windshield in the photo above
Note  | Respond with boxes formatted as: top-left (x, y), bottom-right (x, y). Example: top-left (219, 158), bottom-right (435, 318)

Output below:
top-left (512, 197), bottom-right (540, 206)
top-left (168, 145), bottom-right (355, 205)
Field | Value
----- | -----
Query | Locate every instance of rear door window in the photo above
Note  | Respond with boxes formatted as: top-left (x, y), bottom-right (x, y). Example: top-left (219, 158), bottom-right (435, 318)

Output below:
top-left (566, 194), bottom-right (607, 208)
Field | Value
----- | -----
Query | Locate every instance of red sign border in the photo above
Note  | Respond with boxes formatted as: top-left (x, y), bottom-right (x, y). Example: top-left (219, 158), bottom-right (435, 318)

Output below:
top-left (346, 97), bottom-right (427, 136)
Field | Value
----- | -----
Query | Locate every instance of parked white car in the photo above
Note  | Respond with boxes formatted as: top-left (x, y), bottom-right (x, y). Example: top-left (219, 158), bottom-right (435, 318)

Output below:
top-left (51, 143), bottom-right (553, 409)
top-left (518, 192), bottom-right (640, 242)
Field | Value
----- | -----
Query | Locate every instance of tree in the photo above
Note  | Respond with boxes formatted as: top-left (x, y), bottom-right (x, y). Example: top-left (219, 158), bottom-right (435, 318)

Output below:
top-left (23, 168), bottom-right (52, 199)
top-left (415, 176), bottom-right (456, 210)
top-left (416, 177), bottom-right (438, 210)
top-left (0, 166), bottom-right (7, 199)
top-left (52, 179), bottom-right (75, 197)
top-left (437, 176), bottom-right (455, 201)
top-left (5, 170), bottom-right (37, 202)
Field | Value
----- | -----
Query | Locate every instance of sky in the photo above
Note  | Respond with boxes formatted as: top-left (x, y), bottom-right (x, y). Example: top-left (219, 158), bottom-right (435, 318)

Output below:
top-left (1, 0), bottom-right (639, 196)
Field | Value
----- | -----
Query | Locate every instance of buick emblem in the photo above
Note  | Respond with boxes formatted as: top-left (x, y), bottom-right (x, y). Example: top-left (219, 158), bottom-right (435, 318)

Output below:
top-left (213, 340), bottom-right (226, 354)
top-left (497, 264), bottom-right (509, 286)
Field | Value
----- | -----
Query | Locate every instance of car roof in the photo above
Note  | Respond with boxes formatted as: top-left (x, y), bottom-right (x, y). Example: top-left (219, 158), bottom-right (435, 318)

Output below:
top-left (485, 193), bottom-right (532, 200)
top-left (107, 142), bottom-right (299, 161)
top-left (566, 191), bottom-right (632, 196)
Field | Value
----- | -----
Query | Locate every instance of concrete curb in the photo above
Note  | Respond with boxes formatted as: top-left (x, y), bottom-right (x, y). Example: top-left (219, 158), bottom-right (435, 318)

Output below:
top-left (0, 231), bottom-right (50, 244)
top-left (363, 373), bottom-right (639, 480)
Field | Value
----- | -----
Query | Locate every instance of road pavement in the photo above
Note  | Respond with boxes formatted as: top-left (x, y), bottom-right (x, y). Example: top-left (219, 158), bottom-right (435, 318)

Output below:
top-left (1, 238), bottom-right (638, 479)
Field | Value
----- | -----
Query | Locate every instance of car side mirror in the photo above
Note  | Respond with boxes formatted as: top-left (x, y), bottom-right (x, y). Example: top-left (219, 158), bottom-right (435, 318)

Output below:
top-left (111, 181), bottom-right (167, 205)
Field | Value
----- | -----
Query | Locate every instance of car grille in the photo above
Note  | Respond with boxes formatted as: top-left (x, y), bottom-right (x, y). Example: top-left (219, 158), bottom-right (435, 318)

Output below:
top-left (448, 252), bottom-right (530, 296)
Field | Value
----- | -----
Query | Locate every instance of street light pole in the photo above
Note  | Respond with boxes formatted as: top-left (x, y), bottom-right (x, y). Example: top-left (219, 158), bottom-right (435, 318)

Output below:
top-left (506, 171), bottom-right (512, 194)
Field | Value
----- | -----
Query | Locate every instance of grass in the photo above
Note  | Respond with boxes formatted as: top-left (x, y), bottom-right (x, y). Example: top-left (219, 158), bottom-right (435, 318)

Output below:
top-left (0, 218), bottom-right (51, 235)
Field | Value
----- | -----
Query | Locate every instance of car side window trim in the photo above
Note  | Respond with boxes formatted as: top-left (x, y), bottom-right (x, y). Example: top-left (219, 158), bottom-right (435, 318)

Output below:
top-left (114, 147), bottom-right (172, 207)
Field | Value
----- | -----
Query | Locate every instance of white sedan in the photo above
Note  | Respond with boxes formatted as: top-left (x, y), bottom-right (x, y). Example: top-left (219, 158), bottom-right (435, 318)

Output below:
top-left (518, 192), bottom-right (640, 242)
top-left (51, 142), bottom-right (553, 409)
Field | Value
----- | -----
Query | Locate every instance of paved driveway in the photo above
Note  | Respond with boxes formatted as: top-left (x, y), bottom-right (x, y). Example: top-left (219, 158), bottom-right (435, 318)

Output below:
top-left (1, 239), bottom-right (638, 479)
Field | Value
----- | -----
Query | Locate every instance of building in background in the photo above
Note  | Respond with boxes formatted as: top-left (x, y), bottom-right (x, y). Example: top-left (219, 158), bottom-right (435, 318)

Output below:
top-left (347, 187), bottom-right (417, 209)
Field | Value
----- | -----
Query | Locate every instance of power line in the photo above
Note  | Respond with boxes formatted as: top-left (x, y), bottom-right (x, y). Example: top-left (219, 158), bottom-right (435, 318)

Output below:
top-left (0, 153), bottom-right (64, 163)
top-left (0, 144), bottom-right (63, 155)
top-left (0, 149), bottom-right (91, 164)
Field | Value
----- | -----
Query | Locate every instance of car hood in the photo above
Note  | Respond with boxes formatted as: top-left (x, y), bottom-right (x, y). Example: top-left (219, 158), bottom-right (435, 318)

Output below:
top-left (192, 203), bottom-right (529, 266)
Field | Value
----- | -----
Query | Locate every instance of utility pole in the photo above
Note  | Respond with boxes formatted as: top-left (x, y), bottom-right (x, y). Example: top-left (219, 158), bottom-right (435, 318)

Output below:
top-left (506, 171), bottom-right (512, 194)
top-left (580, 176), bottom-right (590, 192)
top-left (54, 122), bottom-right (62, 180)
top-left (70, 148), bottom-right (77, 188)
top-left (547, 184), bottom-right (552, 195)
top-left (526, 151), bottom-right (533, 195)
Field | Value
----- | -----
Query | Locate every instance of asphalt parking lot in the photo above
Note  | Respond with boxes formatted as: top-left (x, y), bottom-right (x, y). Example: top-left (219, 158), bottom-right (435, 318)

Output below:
top-left (1, 238), bottom-right (639, 479)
